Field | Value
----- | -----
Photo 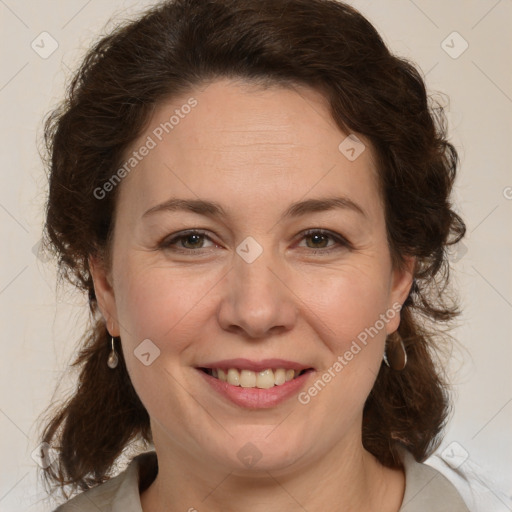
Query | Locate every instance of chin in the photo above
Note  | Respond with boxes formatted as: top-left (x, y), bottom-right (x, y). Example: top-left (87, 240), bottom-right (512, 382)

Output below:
top-left (206, 424), bottom-right (313, 474)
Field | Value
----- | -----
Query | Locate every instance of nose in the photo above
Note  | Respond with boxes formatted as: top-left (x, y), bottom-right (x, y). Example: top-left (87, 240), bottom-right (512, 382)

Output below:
top-left (217, 248), bottom-right (298, 340)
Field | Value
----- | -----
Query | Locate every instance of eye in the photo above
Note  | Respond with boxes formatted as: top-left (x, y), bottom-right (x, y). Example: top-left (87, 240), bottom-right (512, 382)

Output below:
top-left (297, 229), bottom-right (351, 254)
top-left (159, 230), bottom-right (216, 252)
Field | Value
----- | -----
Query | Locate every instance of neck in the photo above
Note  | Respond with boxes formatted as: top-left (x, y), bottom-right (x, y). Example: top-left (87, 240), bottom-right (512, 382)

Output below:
top-left (140, 429), bottom-right (405, 512)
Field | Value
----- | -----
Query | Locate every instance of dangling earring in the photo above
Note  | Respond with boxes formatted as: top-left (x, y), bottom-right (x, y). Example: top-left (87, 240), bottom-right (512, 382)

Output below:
top-left (107, 336), bottom-right (119, 369)
top-left (383, 331), bottom-right (407, 371)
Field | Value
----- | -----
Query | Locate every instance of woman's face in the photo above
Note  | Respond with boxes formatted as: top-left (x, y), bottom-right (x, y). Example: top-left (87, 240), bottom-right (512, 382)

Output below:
top-left (91, 78), bottom-right (413, 474)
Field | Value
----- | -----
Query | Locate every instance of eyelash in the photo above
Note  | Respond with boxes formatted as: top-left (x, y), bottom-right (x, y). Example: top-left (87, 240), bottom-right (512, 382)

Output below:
top-left (158, 228), bottom-right (351, 255)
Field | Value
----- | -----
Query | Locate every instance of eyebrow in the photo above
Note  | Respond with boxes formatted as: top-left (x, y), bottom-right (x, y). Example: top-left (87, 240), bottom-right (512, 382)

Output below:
top-left (142, 196), bottom-right (367, 222)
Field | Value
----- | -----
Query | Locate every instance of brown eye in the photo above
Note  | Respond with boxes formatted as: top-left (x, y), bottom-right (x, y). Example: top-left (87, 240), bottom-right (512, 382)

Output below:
top-left (159, 230), bottom-right (215, 252)
top-left (179, 233), bottom-right (206, 249)
top-left (304, 232), bottom-right (331, 249)
top-left (298, 229), bottom-right (351, 253)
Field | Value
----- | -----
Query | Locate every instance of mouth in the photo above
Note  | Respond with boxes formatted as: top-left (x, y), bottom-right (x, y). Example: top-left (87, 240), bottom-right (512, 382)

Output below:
top-left (197, 367), bottom-right (314, 389)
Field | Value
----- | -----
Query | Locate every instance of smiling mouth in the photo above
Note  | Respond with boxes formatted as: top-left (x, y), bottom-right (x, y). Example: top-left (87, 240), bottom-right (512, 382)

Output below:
top-left (198, 367), bottom-right (313, 389)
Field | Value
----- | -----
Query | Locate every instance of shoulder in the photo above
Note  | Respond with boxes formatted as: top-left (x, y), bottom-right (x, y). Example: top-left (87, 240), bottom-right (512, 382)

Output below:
top-left (399, 447), bottom-right (471, 512)
top-left (423, 448), bottom-right (511, 512)
top-left (52, 451), bottom-right (157, 512)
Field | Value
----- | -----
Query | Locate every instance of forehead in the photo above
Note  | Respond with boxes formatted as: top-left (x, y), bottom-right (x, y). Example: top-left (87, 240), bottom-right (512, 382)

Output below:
top-left (115, 78), bottom-right (382, 222)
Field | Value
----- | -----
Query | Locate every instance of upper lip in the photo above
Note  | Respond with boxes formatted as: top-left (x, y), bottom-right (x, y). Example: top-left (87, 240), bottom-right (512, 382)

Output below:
top-left (197, 358), bottom-right (314, 372)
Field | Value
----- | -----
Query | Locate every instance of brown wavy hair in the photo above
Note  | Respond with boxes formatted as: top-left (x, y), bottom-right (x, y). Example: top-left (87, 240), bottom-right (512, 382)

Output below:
top-left (37, 0), bottom-right (466, 500)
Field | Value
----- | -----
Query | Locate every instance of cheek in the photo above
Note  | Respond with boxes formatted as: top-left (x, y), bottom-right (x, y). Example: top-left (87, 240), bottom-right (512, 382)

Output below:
top-left (296, 275), bottom-right (390, 430)
top-left (115, 268), bottom-right (201, 348)
top-left (307, 264), bottom-right (393, 349)
top-left (298, 264), bottom-right (393, 410)
top-left (113, 267), bottom-right (209, 424)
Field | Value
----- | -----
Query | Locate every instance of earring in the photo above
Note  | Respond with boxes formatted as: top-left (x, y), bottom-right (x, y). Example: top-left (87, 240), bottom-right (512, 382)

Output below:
top-left (383, 331), bottom-right (407, 371)
top-left (107, 336), bottom-right (119, 369)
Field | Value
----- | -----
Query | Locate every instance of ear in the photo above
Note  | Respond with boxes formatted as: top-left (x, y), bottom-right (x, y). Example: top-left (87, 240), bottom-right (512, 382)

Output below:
top-left (386, 255), bottom-right (415, 334)
top-left (89, 254), bottom-right (120, 337)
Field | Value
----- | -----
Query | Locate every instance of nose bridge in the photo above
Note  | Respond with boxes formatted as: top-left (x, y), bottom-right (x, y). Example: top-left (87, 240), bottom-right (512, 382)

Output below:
top-left (217, 239), bottom-right (296, 338)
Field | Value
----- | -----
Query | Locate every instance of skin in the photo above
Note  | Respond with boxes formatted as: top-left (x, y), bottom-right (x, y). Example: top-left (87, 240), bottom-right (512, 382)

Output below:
top-left (90, 78), bottom-right (415, 512)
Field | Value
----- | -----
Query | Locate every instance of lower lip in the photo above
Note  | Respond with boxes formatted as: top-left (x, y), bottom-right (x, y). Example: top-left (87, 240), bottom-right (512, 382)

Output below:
top-left (196, 369), bottom-right (314, 409)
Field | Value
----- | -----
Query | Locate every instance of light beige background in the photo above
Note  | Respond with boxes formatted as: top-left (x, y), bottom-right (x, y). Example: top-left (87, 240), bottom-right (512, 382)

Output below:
top-left (0, 1), bottom-right (511, 511)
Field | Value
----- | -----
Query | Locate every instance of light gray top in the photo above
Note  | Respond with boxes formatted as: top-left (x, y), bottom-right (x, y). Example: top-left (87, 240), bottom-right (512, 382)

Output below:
top-left (53, 449), bottom-right (470, 511)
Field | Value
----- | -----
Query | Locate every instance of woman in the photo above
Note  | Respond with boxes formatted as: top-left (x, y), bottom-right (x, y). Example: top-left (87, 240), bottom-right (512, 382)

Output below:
top-left (38, 0), bottom-right (470, 510)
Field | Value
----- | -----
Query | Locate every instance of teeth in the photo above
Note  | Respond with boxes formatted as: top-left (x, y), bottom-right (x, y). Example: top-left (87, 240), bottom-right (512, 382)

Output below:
top-left (240, 370), bottom-right (257, 388)
top-left (274, 368), bottom-right (286, 386)
top-left (256, 369), bottom-right (274, 389)
top-left (208, 367), bottom-right (306, 388)
top-left (227, 368), bottom-right (240, 386)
